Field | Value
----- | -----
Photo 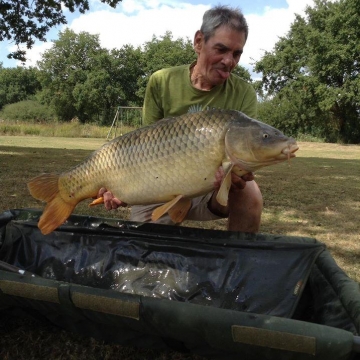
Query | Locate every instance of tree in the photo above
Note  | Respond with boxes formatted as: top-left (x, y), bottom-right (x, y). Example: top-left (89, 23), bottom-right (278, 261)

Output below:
top-left (137, 32), bottom-right (196, 99)
top-left (37, 29), bottom-right (107, 121)
top-left (0, 65), bottom-right (41, 109)
top-left (254, 0), bottom-right (360, 143)
top-left (0, 0), bottom-right (123, 61)
top-left (72, 45), bottom-right (144, 124)
top-left (107, 45), bottom-right (144, 107)
top-left (232, 65), bottom-right (252, 83)
top-left (37, 29), bottom-right (144, 123)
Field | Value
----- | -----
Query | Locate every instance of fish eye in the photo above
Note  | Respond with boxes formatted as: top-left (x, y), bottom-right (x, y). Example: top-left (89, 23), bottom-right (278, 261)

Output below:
top-left (263, 133), bottom-right (269, 138)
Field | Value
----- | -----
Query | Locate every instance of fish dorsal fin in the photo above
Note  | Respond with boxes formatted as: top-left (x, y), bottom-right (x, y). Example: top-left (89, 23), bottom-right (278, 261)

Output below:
top-left (216, 163), bottom-right (234, 206)
top-left (152, 195), bottom-right (187, 222)
top-left (168, 197), bottom-right (192, 223)
top-left (187, 104), bottom-right (204, 114)
top-left (187, 105), bottom-right (218, 114)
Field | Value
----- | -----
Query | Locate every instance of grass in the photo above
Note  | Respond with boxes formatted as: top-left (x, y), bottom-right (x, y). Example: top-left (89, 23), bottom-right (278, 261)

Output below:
top-left (0, 119), bottom-right (137, 139)
top-left (0, 136), bottom-right (359, 359)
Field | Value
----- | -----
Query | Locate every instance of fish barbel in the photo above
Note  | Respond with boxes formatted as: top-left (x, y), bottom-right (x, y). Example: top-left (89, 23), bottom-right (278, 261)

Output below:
top-left (28, 109), bottom-right (298, 235)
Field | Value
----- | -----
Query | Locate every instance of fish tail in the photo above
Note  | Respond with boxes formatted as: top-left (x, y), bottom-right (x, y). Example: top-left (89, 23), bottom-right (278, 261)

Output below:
top-left (27, 173), bottom-right (77, 235)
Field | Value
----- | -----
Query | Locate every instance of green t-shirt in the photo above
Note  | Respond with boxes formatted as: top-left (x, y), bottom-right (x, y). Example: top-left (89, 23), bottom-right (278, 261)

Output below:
top-left (142, 63), bottom-right (257, 125)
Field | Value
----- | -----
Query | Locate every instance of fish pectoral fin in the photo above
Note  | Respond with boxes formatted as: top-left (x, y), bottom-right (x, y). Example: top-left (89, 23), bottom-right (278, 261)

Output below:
top-left (168, 197), bottom-right (192, 223)
top-left (151, 195), bottom-right (190, 223)
top-left (89, 197), bottom-right (104, 207)
top-left (216, 164), bottom-right (234, 206)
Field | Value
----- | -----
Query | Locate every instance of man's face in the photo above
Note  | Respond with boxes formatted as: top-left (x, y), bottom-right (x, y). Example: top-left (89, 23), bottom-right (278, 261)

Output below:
top-left (194, 26), bottom-right (246, 87)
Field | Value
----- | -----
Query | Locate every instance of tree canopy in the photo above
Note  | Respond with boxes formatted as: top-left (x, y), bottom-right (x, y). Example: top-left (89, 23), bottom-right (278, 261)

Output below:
top-left (0, 0), bottom-right (123, 61)
top-left (37, 29), bottom-right (107, 121)
top-left (255, 0), bottom-right (360, 143)
top-left (0, 65), bottom-right (41, 108)
top-left (35, 30), bottom-right (197, 124)
top-left (136, 32), bottom-right (196, 99)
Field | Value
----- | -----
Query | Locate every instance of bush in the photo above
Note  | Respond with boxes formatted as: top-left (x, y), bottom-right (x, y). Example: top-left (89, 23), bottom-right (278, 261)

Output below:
top-left (0, 100), bottom-right (56, 123)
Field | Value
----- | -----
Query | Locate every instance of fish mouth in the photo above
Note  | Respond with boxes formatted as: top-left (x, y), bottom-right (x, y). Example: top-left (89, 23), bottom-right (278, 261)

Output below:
top-left (281, 144), bottom-right (299, 158)
top-left (227, 141), bottom-right (299, 173)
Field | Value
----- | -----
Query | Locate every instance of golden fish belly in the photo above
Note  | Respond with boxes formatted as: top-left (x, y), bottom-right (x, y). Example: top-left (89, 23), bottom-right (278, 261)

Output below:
top-left (104, 151), bottom-right (221, 204)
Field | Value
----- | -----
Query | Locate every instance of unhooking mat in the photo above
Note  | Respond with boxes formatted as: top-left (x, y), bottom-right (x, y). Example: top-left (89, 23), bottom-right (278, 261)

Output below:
top-left (0, 209), bottom-right (360, 360)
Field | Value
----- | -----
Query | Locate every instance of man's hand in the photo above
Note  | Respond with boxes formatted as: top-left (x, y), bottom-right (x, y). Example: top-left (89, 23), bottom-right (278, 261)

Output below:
top-left (97, 188), bottom-right (127, 210)
top-left (214, 166), bottom-right (254, 191)
top-left (230, 172), bottom-right (254, 191)
top-left (209, 166), bottom-right (257, 217)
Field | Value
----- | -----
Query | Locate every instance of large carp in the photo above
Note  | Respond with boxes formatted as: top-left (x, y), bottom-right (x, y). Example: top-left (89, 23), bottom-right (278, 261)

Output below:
top-left (28, 109), bottom-right (298, 235)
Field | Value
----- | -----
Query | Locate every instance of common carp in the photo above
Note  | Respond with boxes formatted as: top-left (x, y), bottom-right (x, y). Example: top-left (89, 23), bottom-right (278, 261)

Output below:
top-left (28, 109), bottom-right (298, 235)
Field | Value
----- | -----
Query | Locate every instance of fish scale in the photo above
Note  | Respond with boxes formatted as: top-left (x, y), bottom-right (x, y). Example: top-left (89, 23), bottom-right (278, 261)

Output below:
top-left (96, 111), bottom-right (226, 203)
top-left (28, 109), bottom-right (298, 235)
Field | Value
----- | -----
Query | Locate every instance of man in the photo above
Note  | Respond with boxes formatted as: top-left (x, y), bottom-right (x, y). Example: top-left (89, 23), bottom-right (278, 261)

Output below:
top-left (100, 5), bottom-right (263, 232)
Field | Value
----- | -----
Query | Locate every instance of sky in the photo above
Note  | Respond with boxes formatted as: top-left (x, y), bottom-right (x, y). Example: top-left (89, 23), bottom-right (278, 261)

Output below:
top-left (0, 0), bottom-right (317, 75)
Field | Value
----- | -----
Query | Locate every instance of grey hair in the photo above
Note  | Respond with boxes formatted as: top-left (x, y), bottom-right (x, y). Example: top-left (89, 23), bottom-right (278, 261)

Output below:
top-left (200, 5), bottom-right (249, 42)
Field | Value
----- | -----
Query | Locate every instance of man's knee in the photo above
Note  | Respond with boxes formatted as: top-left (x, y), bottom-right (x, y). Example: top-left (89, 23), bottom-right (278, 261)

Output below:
top-left (229, 180), bottom-right (263, 212)
top-left (246, 181), bottom-right (263, 209)
top-left (227, 181), bottom-right (263, 232)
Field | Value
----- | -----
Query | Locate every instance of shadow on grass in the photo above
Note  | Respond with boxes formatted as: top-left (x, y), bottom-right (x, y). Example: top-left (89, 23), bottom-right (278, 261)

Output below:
top-left (0, 146), bottom-right (93, 213)
top-left (258, 157), bottom-right (359, 233)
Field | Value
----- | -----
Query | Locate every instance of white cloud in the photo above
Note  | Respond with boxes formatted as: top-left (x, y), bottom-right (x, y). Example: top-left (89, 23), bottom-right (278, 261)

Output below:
top-left (244, 0), bottom-right (315, 68)
top-left (69, 2), bottom-right (208, 49)
top-left (20, 0), bottom-right (317, 72)
top-left (9, 41), bottom-right (54, 68)
top-left (121, 0), bottom-right (145, 13)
